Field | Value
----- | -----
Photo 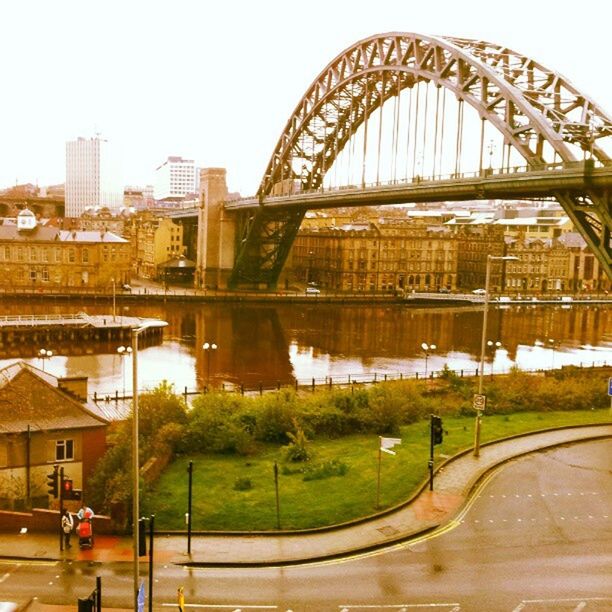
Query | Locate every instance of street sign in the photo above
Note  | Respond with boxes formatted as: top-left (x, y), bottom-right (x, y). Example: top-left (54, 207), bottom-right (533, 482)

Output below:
top-left (608, 377), bottom-right (612, 396)
top-left (473, 393), bottom-right (487, 411)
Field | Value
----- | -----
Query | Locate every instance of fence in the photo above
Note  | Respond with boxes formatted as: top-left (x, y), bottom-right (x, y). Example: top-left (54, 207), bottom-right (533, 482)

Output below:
top-left (92, 360), bottom-right (611, 406)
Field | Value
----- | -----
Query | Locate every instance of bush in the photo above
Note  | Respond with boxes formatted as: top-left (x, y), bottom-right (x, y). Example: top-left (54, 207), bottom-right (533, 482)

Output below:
top-left (303, 459), bottom-right (349, 481)
top-left (284, 418), bottom-right (313, 462)
top-left (254, 393), bottom-right (296, 443)
top-left (183, 393), bottom-right (255, 455)
top-left (233, 477), bottom-right (253, 491)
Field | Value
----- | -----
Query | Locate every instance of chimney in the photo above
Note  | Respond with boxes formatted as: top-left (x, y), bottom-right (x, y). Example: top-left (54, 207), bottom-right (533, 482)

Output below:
top-left (57, 376), bottom-right (89, 402)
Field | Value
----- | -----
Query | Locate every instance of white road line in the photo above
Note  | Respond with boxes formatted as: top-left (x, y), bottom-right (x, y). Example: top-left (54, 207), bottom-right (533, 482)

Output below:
top-left (573, 602), bottom-right (587, 611)
top-left (0, 572), bottom-right (10, 584)
top-left (520, 596), bottom-right (612, 604)
top-left (338, 605), bottom-right (461, 609)
top-left (160, 605), bottom-right (277, 609)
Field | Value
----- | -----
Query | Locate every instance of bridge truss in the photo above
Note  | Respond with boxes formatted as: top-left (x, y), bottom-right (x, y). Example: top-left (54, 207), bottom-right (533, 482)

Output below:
top-left (229, 32), bottom-right (612, 287)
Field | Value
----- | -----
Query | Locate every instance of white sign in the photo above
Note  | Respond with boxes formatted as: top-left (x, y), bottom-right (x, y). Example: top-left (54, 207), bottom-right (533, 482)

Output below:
top-left (473, 394), bottom-right (487, 411)
top-left (380, 437), bottom-right (402, 455)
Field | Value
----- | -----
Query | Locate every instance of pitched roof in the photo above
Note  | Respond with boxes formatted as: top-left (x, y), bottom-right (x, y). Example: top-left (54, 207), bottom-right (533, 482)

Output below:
top-left (0, 362), bottom-right (109, 434)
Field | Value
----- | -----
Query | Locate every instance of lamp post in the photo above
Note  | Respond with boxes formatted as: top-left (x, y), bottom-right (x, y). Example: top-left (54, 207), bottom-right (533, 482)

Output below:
top-left (487, 139), bottom-right (495, 170)
top-left (117, 345), bottom-right (133, 399)
top-left (421, 342), bottom-right (436, 377)
top-left (38, 348), bottom-right (53, 372)
top-left (487, 340), bottom-right (502, 376)
top-left (202, 342), bottom-right (218, 387)
top-left (474, 255), bottom-right (519, 458)
top-left (130, 325), bottom-right (147, 612)
top-left (548, 338), bottom-right (557, 369)
top-left (112, 278), bottom-right (116, 323)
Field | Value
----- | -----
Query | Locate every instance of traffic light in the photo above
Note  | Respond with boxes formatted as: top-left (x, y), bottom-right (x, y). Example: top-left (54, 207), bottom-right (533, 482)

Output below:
top-left (138, 518), bottom-right (147, 556)
top-left (46, 465), bottom-right (59, 498)
top-left (62, 478), bottom-right (73, 498)
top-left (431, 415), bottom-right (444, 445)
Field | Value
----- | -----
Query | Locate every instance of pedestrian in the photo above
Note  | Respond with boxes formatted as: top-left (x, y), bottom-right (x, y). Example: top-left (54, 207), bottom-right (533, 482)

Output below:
top-left (77, 503), bottom-right (94, 521)
top-left (177, 585), bottom-right (185, 611)
top-left (61, 509), bottom-right (74, 549)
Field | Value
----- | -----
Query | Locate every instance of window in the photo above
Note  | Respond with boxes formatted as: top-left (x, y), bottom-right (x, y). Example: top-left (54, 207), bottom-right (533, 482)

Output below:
top-left (56, 439), bottom-right (74, 461)
top-left (81, 248), bottom-right (89, 264)
top-left (68, 248), bottom-right (76, 263)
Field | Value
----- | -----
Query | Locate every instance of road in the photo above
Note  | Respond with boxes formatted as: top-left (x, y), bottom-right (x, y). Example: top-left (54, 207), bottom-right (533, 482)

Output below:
top-left (1, 439), bottom-right (610, 611)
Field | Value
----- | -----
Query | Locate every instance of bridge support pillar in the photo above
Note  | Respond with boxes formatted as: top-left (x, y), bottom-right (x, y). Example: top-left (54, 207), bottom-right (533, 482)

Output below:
top-left (195, 168), bottom-right (236, 289)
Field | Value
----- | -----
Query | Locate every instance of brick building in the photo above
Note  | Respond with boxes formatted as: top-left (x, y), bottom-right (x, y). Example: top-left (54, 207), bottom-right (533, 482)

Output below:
top-left (0, 362), bottom-right (109, 511)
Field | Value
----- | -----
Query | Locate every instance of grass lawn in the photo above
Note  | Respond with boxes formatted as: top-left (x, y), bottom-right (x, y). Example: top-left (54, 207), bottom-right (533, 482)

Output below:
top-left (141, 409), bottom-right (609, 531)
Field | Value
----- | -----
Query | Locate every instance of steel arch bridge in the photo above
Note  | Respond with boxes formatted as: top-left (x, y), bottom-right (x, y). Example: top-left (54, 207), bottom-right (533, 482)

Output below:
top-left (228, 32), bottom-right (612, 288)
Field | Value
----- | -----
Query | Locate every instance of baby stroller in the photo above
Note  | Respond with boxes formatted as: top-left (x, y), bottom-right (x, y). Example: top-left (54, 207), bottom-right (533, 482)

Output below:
top-left (77, 518), bottom-right (94, 549)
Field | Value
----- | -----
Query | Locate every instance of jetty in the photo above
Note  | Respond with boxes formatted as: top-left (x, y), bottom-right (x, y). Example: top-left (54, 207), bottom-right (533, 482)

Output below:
top-left (0, 312), bottom-right (167, 357)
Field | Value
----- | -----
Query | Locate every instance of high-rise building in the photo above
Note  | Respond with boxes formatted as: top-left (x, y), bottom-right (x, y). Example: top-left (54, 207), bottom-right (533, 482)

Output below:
top-left (154, 156), bottom-right (197, 200)
top-left (65, 136), bottom-right (123, 217)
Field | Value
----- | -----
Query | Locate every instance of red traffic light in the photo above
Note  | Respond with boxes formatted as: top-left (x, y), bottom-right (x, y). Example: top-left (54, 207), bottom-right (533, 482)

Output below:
top-left (63, 479), bottom-right (73, 493)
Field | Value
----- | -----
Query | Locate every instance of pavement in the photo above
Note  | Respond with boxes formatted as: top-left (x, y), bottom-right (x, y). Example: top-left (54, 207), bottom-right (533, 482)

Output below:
top-left (1, 423), bottom-right (609, 571)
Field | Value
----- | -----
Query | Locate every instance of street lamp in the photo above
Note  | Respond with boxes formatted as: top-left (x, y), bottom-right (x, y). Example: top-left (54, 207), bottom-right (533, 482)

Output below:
top-left (130, 325), bottom-right (147, 612)
top-left (487, 139), bottom-right (495, 170)
top-left (38, 348), bottom-right (53, 372)
top-left (474, 255), bottom-right (519, 458)
top-left (117, 345), bottom-right (133, 399)
top-left (112, 278), bottom-right (116, 323)
top-left (421, 342), bottom-right (436, 377)
top-left (202, 342), bottom-right (218, 387)
top-left (487, 340), bottom-right (502, 376)
top-left (548, 338), bottom-right (557, 369)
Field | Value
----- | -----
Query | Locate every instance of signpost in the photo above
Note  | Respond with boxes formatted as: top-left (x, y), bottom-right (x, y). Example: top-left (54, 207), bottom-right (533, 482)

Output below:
top-left (473, 393), bottom-right (487, 411)
top-left (608, 377), bottom-right (612, 413)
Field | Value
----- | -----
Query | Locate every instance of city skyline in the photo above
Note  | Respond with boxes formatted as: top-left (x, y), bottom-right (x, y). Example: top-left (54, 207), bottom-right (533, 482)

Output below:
top-left (1, 0), bottom-right (609, 197)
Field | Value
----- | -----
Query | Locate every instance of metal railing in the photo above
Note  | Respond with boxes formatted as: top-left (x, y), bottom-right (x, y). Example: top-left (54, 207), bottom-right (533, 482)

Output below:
top-left (92, 360), bottom-right (610, 407)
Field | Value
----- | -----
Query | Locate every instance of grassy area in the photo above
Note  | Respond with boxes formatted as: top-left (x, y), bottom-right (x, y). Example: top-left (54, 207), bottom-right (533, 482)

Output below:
top-left (141, 409), bottom-right (609, 531)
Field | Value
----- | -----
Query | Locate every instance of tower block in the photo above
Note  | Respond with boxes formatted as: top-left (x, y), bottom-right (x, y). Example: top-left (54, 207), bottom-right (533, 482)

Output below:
top-left (196, 168), bottom-right (236, 289)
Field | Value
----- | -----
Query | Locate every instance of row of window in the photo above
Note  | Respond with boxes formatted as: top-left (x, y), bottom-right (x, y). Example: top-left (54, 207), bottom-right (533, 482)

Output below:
top-left (0, 245), bottom-right (129, 264)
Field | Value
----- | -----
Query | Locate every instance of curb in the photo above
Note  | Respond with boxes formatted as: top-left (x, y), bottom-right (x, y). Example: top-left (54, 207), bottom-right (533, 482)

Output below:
top-left (1, 426), bottom-right (609, 568)
top-left (172, 429), bottom-right (612, 568)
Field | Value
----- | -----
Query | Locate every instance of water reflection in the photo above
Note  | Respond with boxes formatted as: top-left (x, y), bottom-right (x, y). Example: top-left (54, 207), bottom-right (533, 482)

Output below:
top-left (0, 299), bottom-right (609, 395)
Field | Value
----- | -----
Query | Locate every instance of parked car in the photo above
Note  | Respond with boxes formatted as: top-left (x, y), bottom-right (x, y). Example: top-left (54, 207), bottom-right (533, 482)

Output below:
top-left (438, 287), bottom-right (451, 293)
top-left (472, 288), bottom-right (486, 295)
top-left (305, 287), bottom-right (321, 295)
top-left (121, 284), bottom-right (132, 292)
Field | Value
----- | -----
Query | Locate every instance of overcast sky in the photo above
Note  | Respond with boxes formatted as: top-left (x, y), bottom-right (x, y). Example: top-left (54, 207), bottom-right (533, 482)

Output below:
top-left (1, 0), bottom-right (609, 196)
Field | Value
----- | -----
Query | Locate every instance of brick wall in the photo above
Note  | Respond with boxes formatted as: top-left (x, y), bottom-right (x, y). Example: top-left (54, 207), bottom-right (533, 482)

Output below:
top-left (0, 508), bottom-right (114, 534)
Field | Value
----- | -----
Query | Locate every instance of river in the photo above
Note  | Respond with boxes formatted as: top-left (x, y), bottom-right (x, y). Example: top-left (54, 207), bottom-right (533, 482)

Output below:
top-left (0, 298), bottom-right (610, 397)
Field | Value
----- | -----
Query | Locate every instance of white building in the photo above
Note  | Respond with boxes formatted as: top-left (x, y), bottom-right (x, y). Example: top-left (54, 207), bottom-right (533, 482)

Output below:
top-left (154, 156), bottom-right (197, 200)
top-left (65, 136), bottom-right (123, 217)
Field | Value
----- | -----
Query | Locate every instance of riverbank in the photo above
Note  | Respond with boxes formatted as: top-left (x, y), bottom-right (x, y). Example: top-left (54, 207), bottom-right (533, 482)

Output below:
top-left (1, 282), bottom-right (610, 306)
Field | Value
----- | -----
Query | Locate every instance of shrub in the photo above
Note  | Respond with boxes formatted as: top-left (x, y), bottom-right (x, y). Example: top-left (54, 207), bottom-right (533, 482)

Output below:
top-left (254, 393), bottom-right (296, 443)
top-left (303, 459), bottom-right (349, 481)
top-left (284, 418), bottom-right (313, 462)
top-left (233, 477), bottom-right (253, 491)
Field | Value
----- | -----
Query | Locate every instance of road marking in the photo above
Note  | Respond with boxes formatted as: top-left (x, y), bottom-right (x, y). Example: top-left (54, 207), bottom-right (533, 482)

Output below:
top-left (338, 605), bottom-right (461, 609)
top-left (161, 605), bottom-right (277, 609)
top-left (0, 572), bottom-right (10, 584)
top-left (573, 602), bottom-right (587, 611)
top-left (516, 596), bottom-right (612, 606)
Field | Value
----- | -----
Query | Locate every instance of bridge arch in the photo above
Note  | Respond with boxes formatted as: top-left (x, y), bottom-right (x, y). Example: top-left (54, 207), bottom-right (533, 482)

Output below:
top-left (260, 32), bottom-right (611, 196)
top-left (229, 33), bottom-right (611, 287)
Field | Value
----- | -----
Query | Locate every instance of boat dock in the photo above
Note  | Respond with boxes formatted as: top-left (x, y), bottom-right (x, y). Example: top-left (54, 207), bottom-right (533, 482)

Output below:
top-left (0, 312), bottom-right (167, 356)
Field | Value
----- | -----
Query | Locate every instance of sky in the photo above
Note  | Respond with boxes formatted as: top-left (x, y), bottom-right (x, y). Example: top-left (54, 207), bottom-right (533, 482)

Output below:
top-left (1, 0), bottom-right (610, 197)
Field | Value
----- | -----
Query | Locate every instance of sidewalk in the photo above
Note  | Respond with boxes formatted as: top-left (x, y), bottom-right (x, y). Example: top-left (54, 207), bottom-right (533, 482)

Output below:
top-left (1, 424), bottom-right (609, 568)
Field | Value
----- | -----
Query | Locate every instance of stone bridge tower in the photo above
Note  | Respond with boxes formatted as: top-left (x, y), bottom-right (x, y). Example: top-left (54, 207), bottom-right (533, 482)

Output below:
top-left (195, 168), bottom-right (236, 289)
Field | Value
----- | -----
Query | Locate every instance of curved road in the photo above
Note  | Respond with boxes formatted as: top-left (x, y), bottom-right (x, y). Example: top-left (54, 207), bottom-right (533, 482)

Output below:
top-left (1, 439), bottom-right (610, 611)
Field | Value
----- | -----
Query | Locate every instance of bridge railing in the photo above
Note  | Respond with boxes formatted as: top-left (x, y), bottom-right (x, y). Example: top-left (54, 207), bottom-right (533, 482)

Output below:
top-left (230, 159), bottom-right (603, 204)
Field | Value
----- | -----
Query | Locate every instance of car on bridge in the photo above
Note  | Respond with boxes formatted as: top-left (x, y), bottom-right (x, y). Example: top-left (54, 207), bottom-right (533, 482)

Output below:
top-left (472, 288), bottom-right (486, 295)
top-left (305, 287), bottom-right (321, 295)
